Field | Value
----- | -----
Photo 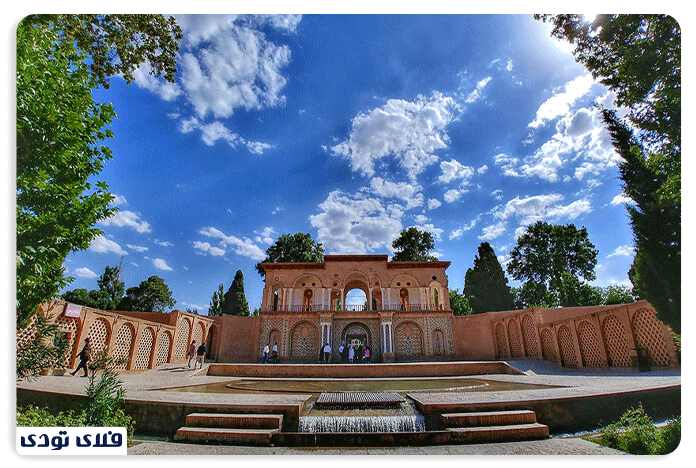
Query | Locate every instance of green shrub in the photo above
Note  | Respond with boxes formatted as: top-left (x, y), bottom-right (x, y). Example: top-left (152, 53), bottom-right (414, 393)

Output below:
top-left (599, 406), bottom-right (680, 455)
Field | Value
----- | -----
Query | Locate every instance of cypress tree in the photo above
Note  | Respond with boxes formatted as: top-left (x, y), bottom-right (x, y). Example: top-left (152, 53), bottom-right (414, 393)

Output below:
top-left (464, 242), bottom-right (515, 314)
top-left (223, 270), bottom-right (250, 316)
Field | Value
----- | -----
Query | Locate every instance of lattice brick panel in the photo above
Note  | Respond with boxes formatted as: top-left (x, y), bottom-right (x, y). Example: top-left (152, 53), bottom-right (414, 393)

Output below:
top-left (632, 308), bottom-right (670, 366)
top-left (259, 318), bottom-right (284, 356)
top-left (428, 316), bottom-right (453, 355)
top-left (16, 314), bottom-right (38, 347)
top-left (112, 323), bottom-right (135, 370)
top-left (495, 322), bottom-right (508, 358)
top-left (156, 332), bottom-right (172, 366)
top-left (394, 322), bottom-right (423, 358)
top-left (557, 325), bottom-right (578, 367)
top-left (507, 319), bottom-right (524, 357)
top-left (540, 328), bottom-right (557, 363)
top-left (56, 317), bottom-right (79, 367)
top-left (601, 315), bottom-right (631, 367)
top-left (290, 321), bottom-right (319, 360)
top-left (87, 318), bottom-right (110, 353)
top-left (192, 322), bottom-right (204, 349)
top-left (577, 320), bottom-right (603, 367)
top-left (174, 319), bottom-right (191, 361)
top-left (521, 314), bottom-right (540, 357)
top-left (134, 328), bottom-right (154, 370)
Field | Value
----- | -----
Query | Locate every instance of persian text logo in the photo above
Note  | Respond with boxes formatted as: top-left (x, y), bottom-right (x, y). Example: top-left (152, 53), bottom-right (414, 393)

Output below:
top-left (17, 427), bottom-right (127, 456)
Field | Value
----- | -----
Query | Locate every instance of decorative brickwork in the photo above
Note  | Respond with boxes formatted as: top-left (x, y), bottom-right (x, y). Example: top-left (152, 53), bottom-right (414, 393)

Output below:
top-left (394, 321), bottom-right (423, 358)
top-left (521, 314), bottom-right (540, 357)
top-left (495, 322), bottom-right (508, 359)
top-left (112, 323), bottom-right (135, 370)
top-left (56, 317), bottom-right (79, 367)
top-left (87, 317), bottom-right (110, 353)
top-left (557, 325), bottom-right (578, 367)
top-left (192, 321), bottom-right (204, 349)
top-left (174, 318), bottom-right (191, 361)
top-left (506, 319), bottom-right (524, 357)
top-left (577, 320), bottom-right (603, 367)
top-left (601, 314), bottom-right (631, 367)
top-left (632, 307), bottom-right (670, 366)
top-left (290, 321), bottom-right (320, 360)
top-left (156, 331), bottom-right (172, 366)
top-left (540, 328), bottom-right (557, 363)
top-left (134, 327), bottom-right (154, 370)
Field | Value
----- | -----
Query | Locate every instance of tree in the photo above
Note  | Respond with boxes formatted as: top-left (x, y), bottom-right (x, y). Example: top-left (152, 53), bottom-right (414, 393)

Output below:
top-left (255, 233), bottom-right (325, 277)
top-left (463, 242), bottom-right (515, 314)
top-left (16, 15), bottom-right (181, 327)
top-left (223, 270), bottom-right (250, 316)
top-left (449, 289), bottom-right (473, 316)
top-left (535, 14), bottom-right (680, 205)
top-left (208, 283), bottom-right (226, 317)
top-left (117, 276), bottom-right (175, 312)
top-left (391, 227), bottom-right (437, 262)
top-left (602, 284), bottom-right (636, 305)
top-left (96, 265), bottom-right (125, 310)
top-left (507, 222), bottom-right (598, 307)
top-left (603, 109), bottom-right (680, 332)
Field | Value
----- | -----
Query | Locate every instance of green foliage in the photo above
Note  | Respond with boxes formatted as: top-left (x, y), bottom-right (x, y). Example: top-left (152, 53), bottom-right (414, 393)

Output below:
top-left (599, 406), bottom-right (680, 455)
top-left (449, 289), bottom-right (472, 316)
top-left (17, 406), bottom-right (88, 427)
top-left (602, 284), bottom-right (636, 305)
top-left (507, 222), bottom-right (598, 307)
top-left (391, 227), bottom-right (437, 262)
top-left (62, 265), bottom-right (125, 310)
top-left (223, 270), bottom-right (250, 316)
top-left (16, 314), bottom-right (69, 381)
top-left (463, 242), bottom-right (515, 314)
top-left (117, 276), bottom-right (175, 312)
top-left (208, 283), bottom-right (225, 316)
top-left (255, 233), bottom-right (325, 277)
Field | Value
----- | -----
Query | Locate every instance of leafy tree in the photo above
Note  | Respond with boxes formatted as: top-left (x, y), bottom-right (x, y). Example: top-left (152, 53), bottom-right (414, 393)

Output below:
top-left (16, 15), bottom-right (181, 327)
top-left (16, 314), bottom-right (69, 381)
top-left (223, 270), bottom-right (250, 316)
top-left (207, 283), bottom-right (225, 317)
top-left (61, 265), bottom-right (124, 310)
top-left (602, 284), bottom-right (636, 305)
top-left (255, 233), bottom-right (325, 277)
top-left (117, 276), bottom-right (175, 312)
top-left (449, 289), bottom-right (473, 316)
top-left (507, 222), bottom-right (598, 307)
top-left (463, 242), bottom-right (515, 314)
top-left (391, 227), bottom-right (437, 262)
top-left (603, 109), bottom-right (680, 332)
top-left (512, 282), bottom-right (558, 309)
top-left (535, 14), bottom-right (680, 205)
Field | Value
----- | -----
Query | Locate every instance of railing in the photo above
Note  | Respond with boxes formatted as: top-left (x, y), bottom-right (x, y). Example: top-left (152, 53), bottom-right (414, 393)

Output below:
top-left (262, 303), bottom-right (446, 313)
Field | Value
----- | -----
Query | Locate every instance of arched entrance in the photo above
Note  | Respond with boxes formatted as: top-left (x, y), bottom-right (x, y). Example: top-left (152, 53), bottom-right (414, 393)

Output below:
top-left (342, 322), bottom-right (371, 349)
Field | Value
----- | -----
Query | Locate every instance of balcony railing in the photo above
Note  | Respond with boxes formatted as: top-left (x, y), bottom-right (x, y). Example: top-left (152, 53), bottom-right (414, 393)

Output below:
top-left (262, 303), bottom-right (446, 313)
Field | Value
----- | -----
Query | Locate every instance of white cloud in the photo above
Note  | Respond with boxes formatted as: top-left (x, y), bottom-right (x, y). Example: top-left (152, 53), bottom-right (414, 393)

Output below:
top-left (309, 190), bottom-right (403, 254)
top-left (443, 189), bottom-right (464, 203)
top-left (608, 245), bottom-right (635, 258)
top-left (126, 244), bottom-right (149, 253)
top-left (412, 223), bottom-right (444, 241)
top-left (193, 241), bottom-right (226, 256)
top-left (152, 258), bottom-right (173, 271)
top-left (98, 210), bottom-right (151, 234)
top-left (89, 236), bottom-right (128, 256)
top-left (427, 198), bottom-right (442, 210)
top-left (110, 194), bottom-right (128, 206)
top-left (198, 226), bottom-right (266, 260)
top-left (449, 218), bottom-right (478, 240)
top-left (477, 165), bottom-right (488, 175)
top-left (132, 62), bottom-right (183, 101)
top-left (611, 194), bottom-right (634, 205)
top-left (179, 117), bottom-right (272, 154)
top-left (75, 267), bottom-right (99, 279)
top-left (528, 74), bottom-right (595, 129)
top-left (479, 221), bottom-right (507, 241)
top-left (331, 92), bottom-right (459, 180)
top-left (438, 159), bottom-right (474, 185)
top-left (156, 240), bottom-right (174, 247)
top-left (369, 177), bottom-right (424, 210)
top-left (465, 76), bottom-right (492, 103)
top-left (254, 226), bottom-right (277, 245)
top-left (494, 194), bottom-right (592, 226)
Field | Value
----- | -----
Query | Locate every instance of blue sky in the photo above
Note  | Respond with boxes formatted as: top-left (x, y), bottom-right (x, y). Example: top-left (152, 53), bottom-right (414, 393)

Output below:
top-left (59, 14), bottom-right (640, 313)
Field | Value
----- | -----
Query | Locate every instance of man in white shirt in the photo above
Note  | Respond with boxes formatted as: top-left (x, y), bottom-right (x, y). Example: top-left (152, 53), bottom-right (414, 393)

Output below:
top-left (323, 343), bottom-right (332, 363)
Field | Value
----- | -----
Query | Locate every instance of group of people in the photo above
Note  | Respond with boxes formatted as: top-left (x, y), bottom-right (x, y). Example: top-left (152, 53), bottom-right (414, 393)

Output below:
top-left (187, 341), bottom-right (207, 369)
top-left (328, 342), bottom-right (370, 364)
top-left (263, 342), bottom-right (279, 364)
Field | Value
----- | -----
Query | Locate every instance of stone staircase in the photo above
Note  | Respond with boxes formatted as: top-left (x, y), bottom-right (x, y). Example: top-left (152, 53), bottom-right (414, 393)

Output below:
top-left (441, 409), bottom-right (549, 443)
top-left (174, 413), bottom-right (283, 445)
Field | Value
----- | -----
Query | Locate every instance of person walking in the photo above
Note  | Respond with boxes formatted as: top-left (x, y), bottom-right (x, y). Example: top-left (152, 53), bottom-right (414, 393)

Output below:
top-left (194, 342), bottom-right (206, 369)
top-left (70, 338), bottom-right (91, 377)
top-left (188, 341), bottom-right (197, 368)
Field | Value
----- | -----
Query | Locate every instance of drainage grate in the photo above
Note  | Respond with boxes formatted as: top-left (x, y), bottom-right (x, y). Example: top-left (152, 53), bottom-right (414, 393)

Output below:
top-left (315, 392), bottom-right (405, 407)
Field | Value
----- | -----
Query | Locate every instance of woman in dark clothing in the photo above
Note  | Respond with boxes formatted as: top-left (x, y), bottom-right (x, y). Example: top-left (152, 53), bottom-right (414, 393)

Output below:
top-left (70, 338), bottom-right (91, 377)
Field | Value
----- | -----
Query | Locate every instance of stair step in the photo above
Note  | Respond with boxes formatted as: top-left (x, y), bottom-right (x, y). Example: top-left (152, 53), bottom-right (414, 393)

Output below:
top-left (442, 410), bottom-right (537, 427)
top-left (174, 426), bottom-right (279, 445)
top-left (184, 413), bottom-right (283, 429)
top-left (447, 423), bottom-right (549, 443)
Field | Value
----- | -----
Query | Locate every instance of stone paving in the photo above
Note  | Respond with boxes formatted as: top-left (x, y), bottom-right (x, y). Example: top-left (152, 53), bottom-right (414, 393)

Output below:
top-left (16, 360), bottom-right (680, 456)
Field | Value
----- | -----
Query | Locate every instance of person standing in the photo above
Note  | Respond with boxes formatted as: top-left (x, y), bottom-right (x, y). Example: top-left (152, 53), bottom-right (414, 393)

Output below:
top-left (188, 341), bottom-right (197, 368)
top-left (348, 345), bottom-right (355, 364)
top-left (338, 343), bottom-right (345, 363)
top-left (194, 342), bottom-right (206, 369)
top-left (263, 343), bottom-right (270, 364)
top-left (364, 346), bottom-right (370, 363)
top-left (70, 338), bottom-right (91, 377)
top-left (323, 342), bottom-right (332, 363)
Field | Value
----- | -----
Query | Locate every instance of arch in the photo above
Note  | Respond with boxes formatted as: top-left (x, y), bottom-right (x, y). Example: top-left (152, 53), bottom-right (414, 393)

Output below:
top-left (112, 322), bottom-right (136, 370)
top-left (540, 328), bottom-right (557, 363)
top-left (270, 282), bottom-right (284, 311)
top-left (134, 327), bottom-right (155, 370)
top-left (632, 308), bottom-right (670, 366)
top-left (155, 331), bottom-right (173, 366)
top-left (394, 321), bottom-right (424, 359)
top-left (521, 314), bottom-right (540, 357)
top-left (495, 322), bottom-right (508, 359)
top-left (432, 329), bottom-right (445, 356)
top-left (289, 321), bottom-right (320, 361)
top-left (577, 320), bottom-right (603, 367)
top-left (206, 324), bottom-right (218, 360)
top-left (341, 322), bottom-right (372, 349)
top-left (390, 273), bottom-right (420, 289)
top-left (191, 321), bottom-right (205, 350)
top-left (557, 325), bottom-right (578, 367)
top-left (292, 274), bottom-right (324, 289)
top-left (303, 289), bottom-right (314, 311)
top-left (345, 288), bottom-right (367, 312)
top-left (268, 329), bottom-right (281, 351)
top-left (428, 281), bottom-right (445, 311)
top-left (86, 317), bottom-right (111, 354)
top-left (601, 314), bottom-right (631, 367)
top-left (174, 317), bottom-right (192, 361)
top-left (506, 318), bottom-right (524, 357)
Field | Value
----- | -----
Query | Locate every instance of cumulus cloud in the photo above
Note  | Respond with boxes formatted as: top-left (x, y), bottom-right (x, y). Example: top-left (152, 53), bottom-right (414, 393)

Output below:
top-left (479, 221), bottom-right (507, 241)
top-left (75, 267), bottom-right (99, 279)
top-left (254, 226), bottom-right (277, 245)
top-left (152, 258), bottom-right (174, 271)
top-left (443, 189), bottom-right (464, 203)
top-left (98, 210), bottom-right (151, 234)
top-left (369, 177), bottom-right (424, 210)
top-left (608, 245), bottom-right (635, 258)
top-left (493, 194), bottom-right (592, 226)
top-left (89, 236), bottom-right (128, 256)
top-left (611, 194), bottom-right (634, 205)
top-left (438, 159), bottom-right (474, 185)
top-left (528, 74), bottom-right (595, 129)
top-left (427, 198), bottom-right (442, 210)
top-left (309, 190), bottom-right (403, 254)
top-left (132, 62), bottom-right (183, 101)
top-left (179, 117), bottom-right (272, 154)
top-left (126, 244), bottom-right (148, 253)
top-left (449, 218), bottom-right (478, 240)
top-left (198, 226), bottom-right (266, 261)
top-left (331, 92), bottom-right (459, 180)
top-left (464, 76), bottom-right (492, 103)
